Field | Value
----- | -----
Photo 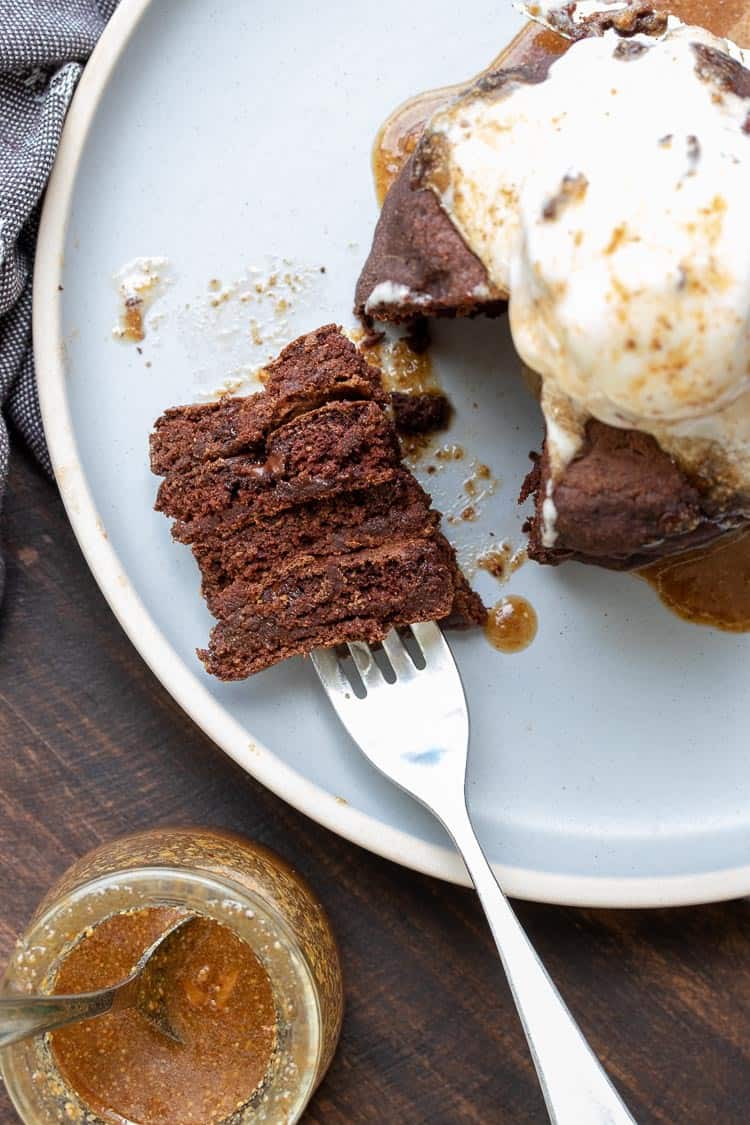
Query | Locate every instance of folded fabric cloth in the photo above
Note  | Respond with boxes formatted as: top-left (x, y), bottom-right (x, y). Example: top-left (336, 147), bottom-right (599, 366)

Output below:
top-left (0, 0), bottom-right (119, 597)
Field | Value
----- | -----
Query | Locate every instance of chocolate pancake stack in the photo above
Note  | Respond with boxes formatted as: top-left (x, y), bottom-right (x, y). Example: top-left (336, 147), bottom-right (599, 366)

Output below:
top-left (356, 4), bottom-right (750, 569)
top-left (151, 326), bottom-right (484, 680)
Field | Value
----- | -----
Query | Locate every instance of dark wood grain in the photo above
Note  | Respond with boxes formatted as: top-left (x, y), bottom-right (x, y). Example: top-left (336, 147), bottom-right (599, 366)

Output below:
top-left (1, 445), bottom-right (749, 1124)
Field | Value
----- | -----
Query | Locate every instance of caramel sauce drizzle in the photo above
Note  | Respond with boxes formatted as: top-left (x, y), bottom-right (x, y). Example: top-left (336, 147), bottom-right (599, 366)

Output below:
top-left (372, 26), bottom-right (567, 206)
top-left (373, 84), bottom-right (465, 206)
top-left (668, 0), bottom-right (750, 40)
top-left (640, 529), bottom-right (750, 632)
top-left (485, 595), bottom-right (538, 653)
top-left (373, 1), bottom-right (750, 208)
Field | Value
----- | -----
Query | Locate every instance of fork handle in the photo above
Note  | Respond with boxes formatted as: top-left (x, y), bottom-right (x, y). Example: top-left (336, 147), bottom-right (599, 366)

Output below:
top-left (443, 807), bottom-right (637, 1125)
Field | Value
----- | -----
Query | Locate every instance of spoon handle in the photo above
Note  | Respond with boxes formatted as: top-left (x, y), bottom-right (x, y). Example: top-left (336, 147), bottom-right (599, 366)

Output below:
top-left (0, 990), bottom-right (116, 1047)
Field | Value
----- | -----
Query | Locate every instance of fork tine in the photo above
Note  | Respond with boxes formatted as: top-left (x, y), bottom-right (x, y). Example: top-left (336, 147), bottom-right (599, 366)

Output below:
top-left (408, 622), bottom-right (462, 679)
top-left (381, 629), bottom-right (416, 679)
top-left (310, 647), bottom-right (350, 695)
top-left (347, 641), bottom-right (385, 692)
top-left (310, 648), bottom-right (365, 733)
top-left (409, 622), bottom-right (448, 659)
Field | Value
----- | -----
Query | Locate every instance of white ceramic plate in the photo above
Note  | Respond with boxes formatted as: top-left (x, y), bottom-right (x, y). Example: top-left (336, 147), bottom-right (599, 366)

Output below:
top-left (35, 0), bottom-right (750, 907)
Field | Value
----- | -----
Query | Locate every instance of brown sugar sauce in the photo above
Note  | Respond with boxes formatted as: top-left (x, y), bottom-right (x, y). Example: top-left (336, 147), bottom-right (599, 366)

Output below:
top-left (372, 0), bottom-right (750, 208)
top-left (372, 26), bottom-right (567, 206)
top-left (50, 907), bottom-right (277, 1125)
top-left (354, 329), bottom-right (437, 394)
top-left (479, 543), bottom-right (528, 583)
top-left (485, 595), bottom-right (538, 653)
top-left (120, 299), bottom-right (146, 343)
top-left (669, 0), bottom-right (750, 39)
top-left (374, 83), bottom-right (466, 206)
top-left (353, 329), bottom-right (442, 460)
top-left (384, 338), bottom-right (436, 394)
top-left (640, 528), bottom-right (750, 632)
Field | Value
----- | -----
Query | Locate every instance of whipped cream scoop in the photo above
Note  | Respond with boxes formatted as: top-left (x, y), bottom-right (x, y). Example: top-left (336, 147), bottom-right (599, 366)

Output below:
top-left (417, 12), bottom-right (750, 536)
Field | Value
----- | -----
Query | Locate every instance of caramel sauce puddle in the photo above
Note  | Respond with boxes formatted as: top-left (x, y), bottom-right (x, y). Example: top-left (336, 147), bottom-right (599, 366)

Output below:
top-left (484, 595), bottom-right (538, 653)
top-left (640, 529), bottom-right (750, 632)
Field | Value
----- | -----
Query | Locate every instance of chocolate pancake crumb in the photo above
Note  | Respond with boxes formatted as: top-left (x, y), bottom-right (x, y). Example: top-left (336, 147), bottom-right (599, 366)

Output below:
top-left (360, 323), bottom-right (386, 349)
top-left (404, 316), bottom-right (431, 355)
top-left (584, 5), bottom-right (667, 38)
top-left (391, 391), bottom-right (451, 436)
top-left (542, 172), bottom-right (588, 221)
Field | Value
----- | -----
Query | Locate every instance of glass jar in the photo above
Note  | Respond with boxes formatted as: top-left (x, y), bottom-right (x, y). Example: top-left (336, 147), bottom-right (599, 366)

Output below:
top-left (0, 827), bottom-right (343, 1124)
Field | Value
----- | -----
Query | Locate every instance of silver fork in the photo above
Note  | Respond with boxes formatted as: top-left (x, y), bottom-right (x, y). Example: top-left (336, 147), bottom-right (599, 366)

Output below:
top-left (312, 624), bottom-right (637, 1125)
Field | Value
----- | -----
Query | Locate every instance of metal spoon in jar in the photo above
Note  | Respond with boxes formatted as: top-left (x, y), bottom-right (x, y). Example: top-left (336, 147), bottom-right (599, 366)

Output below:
top-left (0, 914), bottom-right (197, 1047)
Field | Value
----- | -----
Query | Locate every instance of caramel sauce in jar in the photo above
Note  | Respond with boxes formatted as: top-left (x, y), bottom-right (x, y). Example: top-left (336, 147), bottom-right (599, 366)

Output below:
top-left (51, 908), bottom-right (277, 1125)
top-left (0, 829), bottom-right (344, 1125)
top-left (485, 595), bottom-right (538, 653)
top-left (640, 529), bottom-right (750, 632)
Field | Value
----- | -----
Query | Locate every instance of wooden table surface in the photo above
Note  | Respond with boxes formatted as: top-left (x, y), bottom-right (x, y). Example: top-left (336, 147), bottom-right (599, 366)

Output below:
top-left (1, 446), bottom-right (749, 1124)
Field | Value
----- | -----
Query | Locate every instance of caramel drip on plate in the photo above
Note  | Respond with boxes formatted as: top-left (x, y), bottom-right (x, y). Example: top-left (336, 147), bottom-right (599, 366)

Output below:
top-left (479, 543), bottom-right (528, 584)
top-left (121, 299), bottom-right (145, 343)
top-left (353, 330), bottom-right (437, 393)
top-left (374, 84), bottom-right (466, 206)
top-left (384, 338), bottom-right (436, 393)
top-left (640, 528), bottom-right (750, 632)
top-left (485, 595), bottom-right (538, 653)
top-left (372, 28), bottom-right (567, 205)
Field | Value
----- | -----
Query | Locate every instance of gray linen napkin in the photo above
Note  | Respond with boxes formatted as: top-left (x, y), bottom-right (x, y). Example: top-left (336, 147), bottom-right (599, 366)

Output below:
top-left (0, 0), bottom-right (119, 597)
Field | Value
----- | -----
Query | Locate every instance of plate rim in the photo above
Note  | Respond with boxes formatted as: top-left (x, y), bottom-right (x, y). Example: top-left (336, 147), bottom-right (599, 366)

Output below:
top-left (33, 0), bottom-right (750, 908)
